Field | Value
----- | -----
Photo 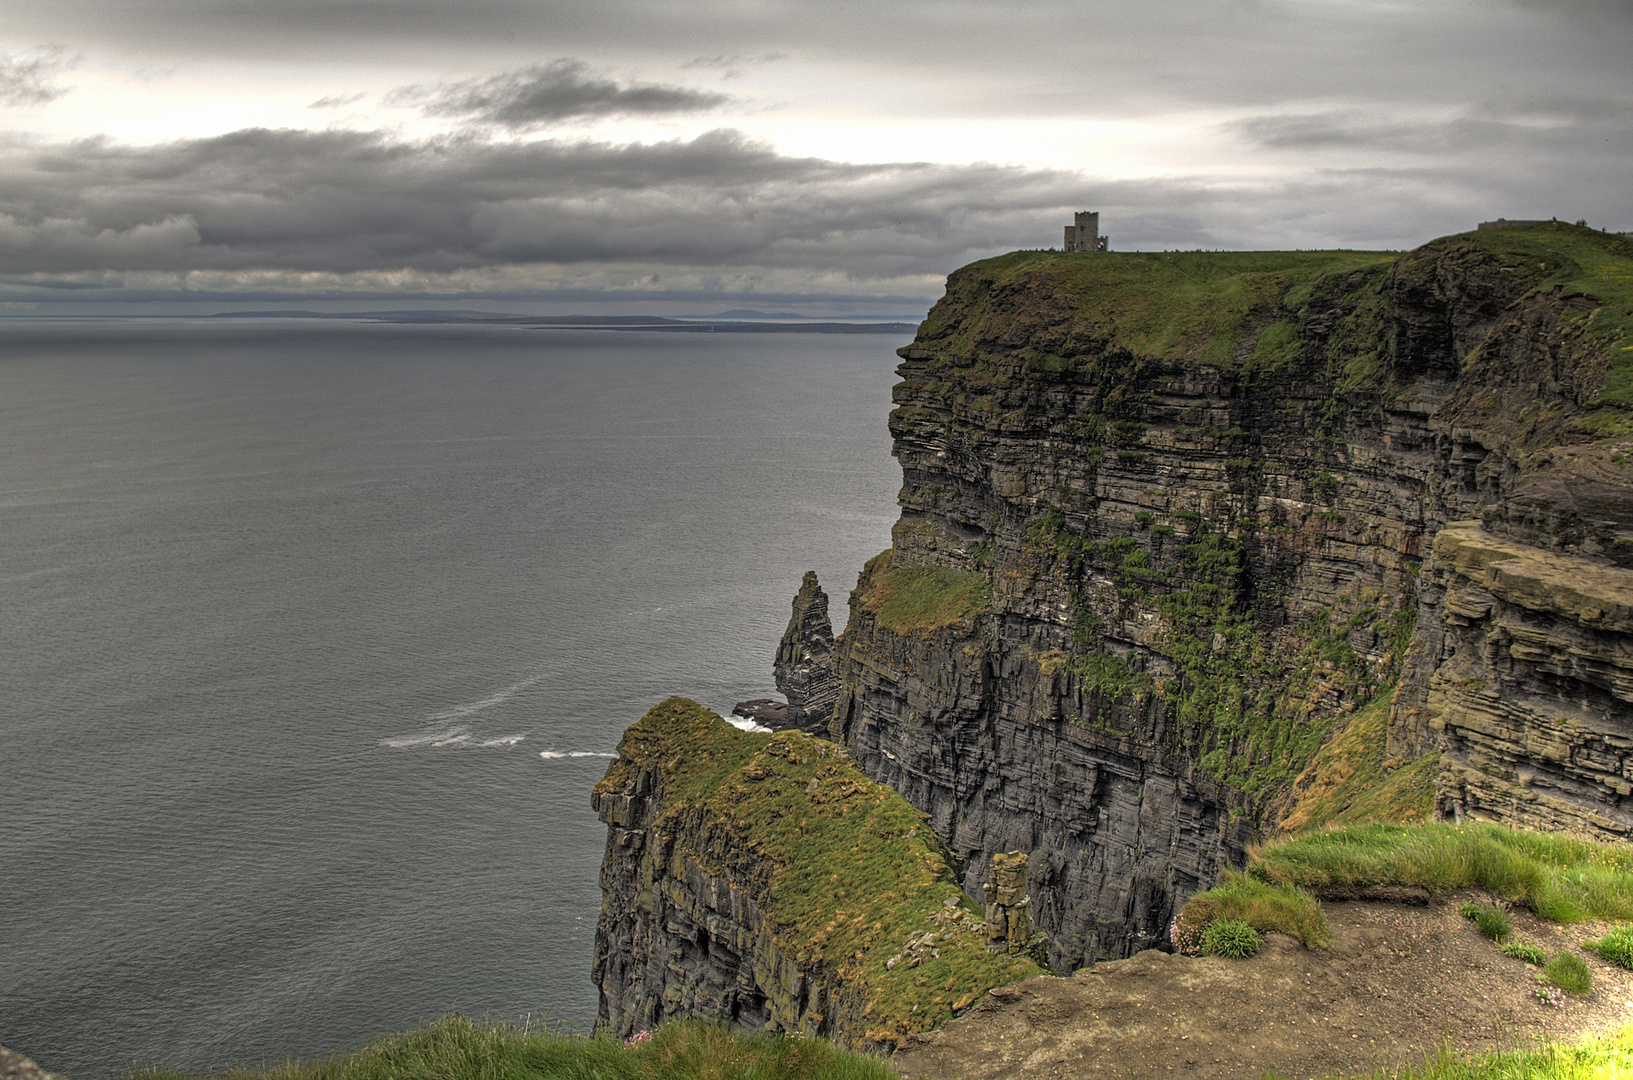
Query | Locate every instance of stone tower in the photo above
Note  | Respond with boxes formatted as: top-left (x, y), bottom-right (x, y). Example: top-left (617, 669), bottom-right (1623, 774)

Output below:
top-left (1063, 211), bottom-right (1109, 252)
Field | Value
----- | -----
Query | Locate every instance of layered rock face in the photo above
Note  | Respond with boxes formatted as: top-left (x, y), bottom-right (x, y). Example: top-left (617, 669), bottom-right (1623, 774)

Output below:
top-left (592, 697), bottom-right (1038, 1049)
top-left (813, 225), bottom-right (1633, 971)
top-left (773, 571), bottom-right (841, 734)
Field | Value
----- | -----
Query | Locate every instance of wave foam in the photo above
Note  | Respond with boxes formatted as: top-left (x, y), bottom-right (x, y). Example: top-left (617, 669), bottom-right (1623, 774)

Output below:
top-left (381, 724), bottom-right (470, 749)
top-left (381, 671), bottom-right (552, 749)
top-left (539, 750), bottom-right (617, 760)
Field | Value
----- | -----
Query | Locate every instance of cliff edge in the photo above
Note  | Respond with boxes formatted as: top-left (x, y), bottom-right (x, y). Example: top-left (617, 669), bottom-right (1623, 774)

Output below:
top-left (591, 697), bottom-right (1040, 1049)
top-left (814, 222), bottom-right (1633, 971)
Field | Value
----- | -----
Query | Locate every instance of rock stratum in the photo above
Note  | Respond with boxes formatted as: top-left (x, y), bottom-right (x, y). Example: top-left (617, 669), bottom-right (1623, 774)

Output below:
top-left (596, 222), bottom-right (1633, 1030)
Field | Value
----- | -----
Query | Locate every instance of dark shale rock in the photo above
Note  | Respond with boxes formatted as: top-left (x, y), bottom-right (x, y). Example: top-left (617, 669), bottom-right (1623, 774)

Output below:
top-left (773, 571), bottom-right (841, 734)
top-left (730, 698), bottom-right (790, 727)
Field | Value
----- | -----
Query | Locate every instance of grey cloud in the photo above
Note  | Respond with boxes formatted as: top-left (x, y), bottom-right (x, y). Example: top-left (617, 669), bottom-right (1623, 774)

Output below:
top-left (0, 127), bottom-right (1087, 280)
top-left (1231, 95), bottom-right (1632, 157)
top-left (7, 0), bottom-right (1625, 116)
top-left (680, 53), bottom-right (786, 78)
top-left (2, 117), bottom-right (1626, 305)
top-left (387, 60), bottom-right (730, 128)
top-left (0, 47), bottom-right (76, 106)
top-left (310, 92), bottom-right (366, 109)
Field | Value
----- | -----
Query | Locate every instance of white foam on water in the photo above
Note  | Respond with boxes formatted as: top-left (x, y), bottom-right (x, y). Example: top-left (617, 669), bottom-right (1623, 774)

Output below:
top-left (423, 671), bottom-right (547, 723)
top-left (725, 715), bottom-right (773, 734)
top-left (380, 671), bottom-right (550, 749)
top-left (539, 751), bottom-right (617, 760)
top-left (381, 724), bottom-right (470, 749)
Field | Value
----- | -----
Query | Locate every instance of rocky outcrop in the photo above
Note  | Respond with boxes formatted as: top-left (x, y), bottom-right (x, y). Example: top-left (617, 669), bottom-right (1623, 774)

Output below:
top-left (1418, 523), bottom-right (1633, 833)
top-left (982, 852), bottom-right (1042, 958)
top-left (774, 572), bottom-right (841, 734)
top-left (805, 224), bottom-right (1633, 971)
top-left (592, 697), bottom-right (1039, 1049)
top-left (0, 1048), bottom-right (64, 1080)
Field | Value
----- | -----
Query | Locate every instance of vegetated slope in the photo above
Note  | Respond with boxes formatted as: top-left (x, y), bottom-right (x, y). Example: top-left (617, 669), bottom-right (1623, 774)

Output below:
top-left (105, 1017), bottom-right (896, 1080)
top-left (591, 698), bottom-right (1040, 1050)
top-left (819, 223), bottom-right (1633, 971)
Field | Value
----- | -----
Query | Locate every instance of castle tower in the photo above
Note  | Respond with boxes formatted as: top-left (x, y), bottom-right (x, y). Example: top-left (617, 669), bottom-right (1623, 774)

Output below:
top-left (1064, 211), bottom-right (1109, 252)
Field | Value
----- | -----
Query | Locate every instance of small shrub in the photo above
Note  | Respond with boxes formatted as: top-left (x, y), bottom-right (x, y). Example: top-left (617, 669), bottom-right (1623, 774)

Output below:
top-left (1546, 952), bottom-right (1593, 996)
top-left (1500, 941), bottom-right (1547, 966)
top-left (1202, 918), bottom-right (1261, 959)
top-left (1459, 901), bottom-right (1480, 920)
top-left (1584, 924), bottom-right (1633, 970)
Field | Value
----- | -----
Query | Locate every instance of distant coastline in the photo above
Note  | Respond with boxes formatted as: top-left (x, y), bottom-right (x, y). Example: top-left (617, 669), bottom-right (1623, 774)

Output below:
top-left (197, 310), bottom-right (921, 334)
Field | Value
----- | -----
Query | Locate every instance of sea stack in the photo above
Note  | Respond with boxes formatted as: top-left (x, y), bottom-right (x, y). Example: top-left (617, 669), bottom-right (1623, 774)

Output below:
top-left (773, 571), bottom-right (840, 734)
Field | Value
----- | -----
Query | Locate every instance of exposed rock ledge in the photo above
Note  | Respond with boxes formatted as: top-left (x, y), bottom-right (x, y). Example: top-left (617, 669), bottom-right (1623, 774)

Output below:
top-left (591, 697), bottom-right (1038, 1049)
top-left (1425, 522), bottom-right (1633, 834)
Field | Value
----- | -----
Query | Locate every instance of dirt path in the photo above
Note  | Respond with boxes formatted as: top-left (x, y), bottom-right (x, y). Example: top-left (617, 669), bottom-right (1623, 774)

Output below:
top-left (893, 895), bottom-right (1633, 1079)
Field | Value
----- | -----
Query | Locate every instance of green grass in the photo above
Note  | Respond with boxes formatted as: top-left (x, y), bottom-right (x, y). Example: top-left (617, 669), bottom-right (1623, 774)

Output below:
top-left (1498, 941), bottom-right (1546, 966)
top-left (1175, 871), bottom-right (1330, 948)
top-left (1460, 904), bottom-right (1513, 943)
top-left (923, 247), bottom-right (1396, 372)
top-left (124, 1015), bottom-right (896, 1080)
top-left (1251, 821), bottom-right (1633, 924)
top-left (1201, 918), bottom-right (1261, 958)
top-left (1331, 1025), bottom-right (1633, 1079)
top-left (1585, 925), bottom-right (1633, 970)
top-left (854, 552), bottom-right (992, 636)
top-left (1276, 696), bottom-right (1438, 834)
top-left (1546, 952), bottom-right (1593, 996)
top-left (597, 699), bottom-right (1039, 1046)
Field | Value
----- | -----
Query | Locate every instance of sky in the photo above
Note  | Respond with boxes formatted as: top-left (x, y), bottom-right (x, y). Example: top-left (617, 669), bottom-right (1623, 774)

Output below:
top-left (0, 0), bottom-right (1628, 315)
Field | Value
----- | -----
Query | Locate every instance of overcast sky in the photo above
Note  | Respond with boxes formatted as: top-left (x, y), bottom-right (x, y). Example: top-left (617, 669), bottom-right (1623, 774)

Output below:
top-left (1, 0), bottom-right (1628, 314)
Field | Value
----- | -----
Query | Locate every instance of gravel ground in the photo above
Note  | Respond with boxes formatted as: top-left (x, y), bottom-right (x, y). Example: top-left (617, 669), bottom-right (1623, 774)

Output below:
top-left (892, 895), bottom-right (1633, 1079)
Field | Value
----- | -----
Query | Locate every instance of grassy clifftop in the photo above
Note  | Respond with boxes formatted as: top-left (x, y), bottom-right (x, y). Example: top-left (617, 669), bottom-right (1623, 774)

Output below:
top-left (597, 698), bottom-right (1040, 1045)
top-left (913, 222), bottom-right (1633, 426)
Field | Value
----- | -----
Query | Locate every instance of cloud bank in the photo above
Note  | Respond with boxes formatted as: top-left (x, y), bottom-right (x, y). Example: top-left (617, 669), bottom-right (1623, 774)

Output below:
top-left (0, 47), bottom-right (75, 107)
top-left (388, 60), bottom-right (730, 128)
top-left (0, 127), bottom-right (1093, 303)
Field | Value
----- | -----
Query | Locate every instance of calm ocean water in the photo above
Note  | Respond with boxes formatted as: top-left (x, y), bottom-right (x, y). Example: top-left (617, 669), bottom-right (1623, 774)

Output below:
top-left (0, 319), bottom-right (906, 1078)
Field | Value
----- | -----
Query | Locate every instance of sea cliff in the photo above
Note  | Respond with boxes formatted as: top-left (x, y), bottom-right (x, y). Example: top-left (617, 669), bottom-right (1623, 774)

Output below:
top-left (597, 221), bottom-right (1633, 1002)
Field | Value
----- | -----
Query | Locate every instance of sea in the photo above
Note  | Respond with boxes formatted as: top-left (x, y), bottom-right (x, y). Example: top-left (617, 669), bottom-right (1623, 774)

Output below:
top-left (0, 318), bottom-right (908, 1078)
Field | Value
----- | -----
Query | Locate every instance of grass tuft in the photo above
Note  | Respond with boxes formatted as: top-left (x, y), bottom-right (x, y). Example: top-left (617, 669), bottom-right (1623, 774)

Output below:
top-left (1546, 952), bottom-right (1594, 996)
top-left (1202, 918), bottom-right (1261, 959)
top-left (124, 1015), bottom-right (897, 1080)
top-left (1252, 821), bottom-right (1633, 924)
top-left (1343, 1025), bottom-right (1633, 1079)
top-left (1498, 941), bottom-right (1547, 966)
top-left (1177, 870), bottom-right (1330, 948)
top-left (1459, 903), bottom-right (1513, 943)
top-left (1584, 925), bottom-right (1633, 970)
